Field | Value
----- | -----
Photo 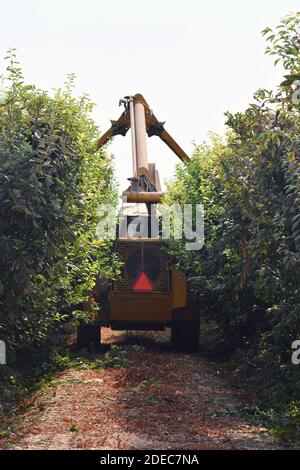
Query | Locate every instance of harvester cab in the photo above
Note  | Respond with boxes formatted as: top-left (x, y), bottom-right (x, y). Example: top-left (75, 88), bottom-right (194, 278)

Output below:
top-left (77, 94), bottom-right (200, 352)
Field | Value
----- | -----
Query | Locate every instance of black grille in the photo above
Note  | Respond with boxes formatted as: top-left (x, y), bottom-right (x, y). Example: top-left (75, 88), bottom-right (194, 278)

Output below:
top-left (114, 240), bottom-right (170, 293)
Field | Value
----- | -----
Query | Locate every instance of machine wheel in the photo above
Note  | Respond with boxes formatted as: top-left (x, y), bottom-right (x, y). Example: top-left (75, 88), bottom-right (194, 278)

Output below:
top-left (77, 321), bottom-right (101, 352)
top-left (171, 318), bottom-right (200, 353)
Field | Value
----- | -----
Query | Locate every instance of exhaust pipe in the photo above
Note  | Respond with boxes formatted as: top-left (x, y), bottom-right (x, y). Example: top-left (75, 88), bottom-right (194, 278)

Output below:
top-left (129, 95), bottom-right (149, 178)
top-left (134, 98), bottom-right (149, 177)
top-left (129, 98), bottom-right (137, 178)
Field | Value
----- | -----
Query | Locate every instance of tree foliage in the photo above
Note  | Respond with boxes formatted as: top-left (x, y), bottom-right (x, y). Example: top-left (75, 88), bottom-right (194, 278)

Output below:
top-left (165, 12), bottom-right (300, 439)
top-left (0, 51), bottom-right (117, 355)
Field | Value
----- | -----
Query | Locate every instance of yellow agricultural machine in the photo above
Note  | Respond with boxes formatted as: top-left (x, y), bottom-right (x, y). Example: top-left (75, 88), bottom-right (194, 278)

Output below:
top-left (77, 94), bottom-right (200, 352)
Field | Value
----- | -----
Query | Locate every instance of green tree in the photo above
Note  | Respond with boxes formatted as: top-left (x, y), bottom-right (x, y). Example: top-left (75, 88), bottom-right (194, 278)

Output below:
top-left (165, 12), bottom-right (300, 440)
top-left (0, 50), bottom-right (118, 355)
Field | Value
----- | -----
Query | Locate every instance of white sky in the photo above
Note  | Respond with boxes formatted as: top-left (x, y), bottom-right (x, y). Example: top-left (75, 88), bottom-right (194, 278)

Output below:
top-left (0, 0), bottom-right (299, 190)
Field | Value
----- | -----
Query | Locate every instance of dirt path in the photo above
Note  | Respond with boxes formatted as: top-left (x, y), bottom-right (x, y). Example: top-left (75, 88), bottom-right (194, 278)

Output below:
top-left (0, 329), bottom-right (279, 450)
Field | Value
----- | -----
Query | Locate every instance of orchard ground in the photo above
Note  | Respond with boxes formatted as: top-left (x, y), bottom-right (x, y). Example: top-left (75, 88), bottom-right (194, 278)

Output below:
top-left (0, 329), bottom-right (290, 450)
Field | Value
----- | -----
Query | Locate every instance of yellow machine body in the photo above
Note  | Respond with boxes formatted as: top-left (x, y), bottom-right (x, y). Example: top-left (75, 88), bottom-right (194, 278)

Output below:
top-left (96, 239), bottom-right (190, 330)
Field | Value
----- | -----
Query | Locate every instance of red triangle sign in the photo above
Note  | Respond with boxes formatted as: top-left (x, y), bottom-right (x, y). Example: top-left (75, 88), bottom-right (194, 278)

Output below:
top-left (133, 272), bottom-right (153, 292)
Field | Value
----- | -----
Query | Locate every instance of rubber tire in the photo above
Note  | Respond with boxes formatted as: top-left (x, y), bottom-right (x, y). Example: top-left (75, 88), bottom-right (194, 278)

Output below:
top-left (77, 322), bottom-right (101, 352)
top-left (171, 319), bottom-right (200, 353)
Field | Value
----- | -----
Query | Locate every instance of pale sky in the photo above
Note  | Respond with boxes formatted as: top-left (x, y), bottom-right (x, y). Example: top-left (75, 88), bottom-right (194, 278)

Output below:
top-left (0, 0), bottom-right (299, 190)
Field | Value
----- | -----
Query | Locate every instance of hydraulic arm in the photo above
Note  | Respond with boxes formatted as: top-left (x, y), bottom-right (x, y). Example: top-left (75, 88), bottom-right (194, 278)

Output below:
top-left (96, 94), bottom-right (189, 204)
top-left (96, 94), bottom-right (190, 165)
